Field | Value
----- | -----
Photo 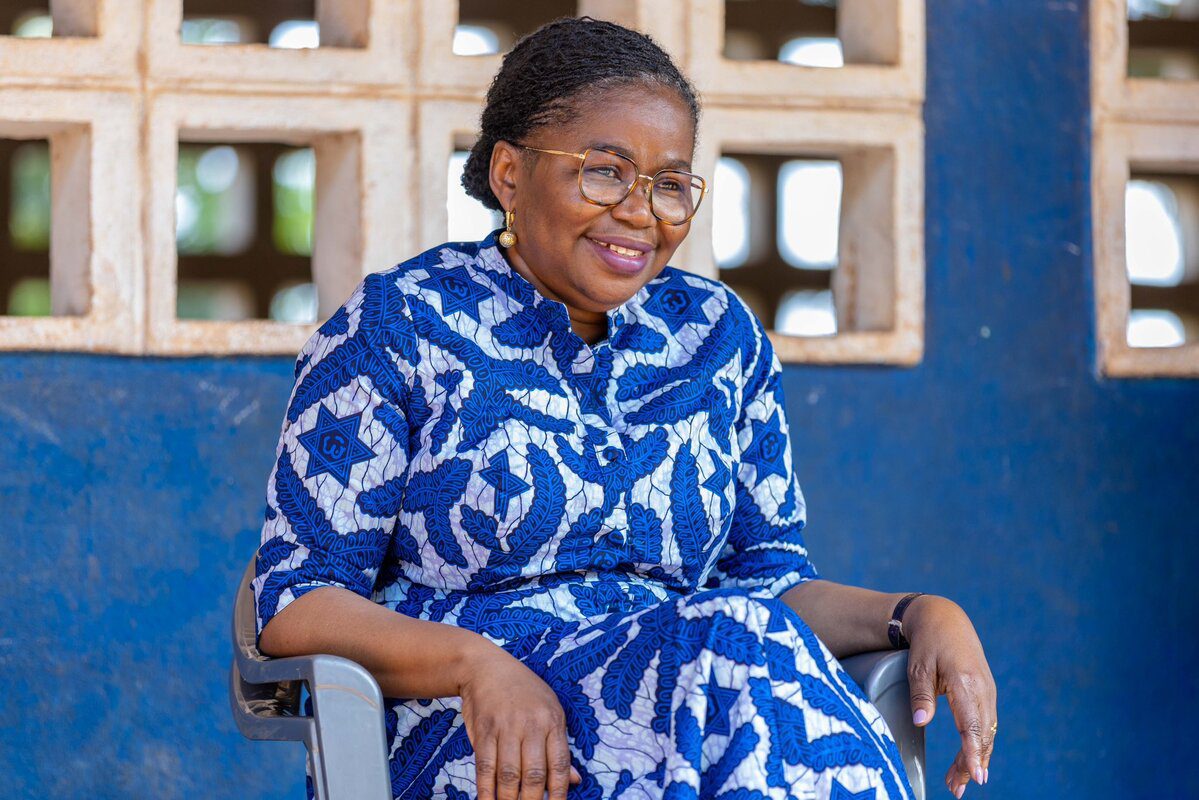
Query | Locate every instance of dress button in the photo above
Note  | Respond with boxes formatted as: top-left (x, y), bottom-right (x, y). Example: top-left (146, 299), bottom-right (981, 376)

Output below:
top-left (602, 446), bottom-right (621, 462)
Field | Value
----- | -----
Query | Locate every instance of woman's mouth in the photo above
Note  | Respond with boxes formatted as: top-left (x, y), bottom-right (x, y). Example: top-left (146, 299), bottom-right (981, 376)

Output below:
top-left (586, 236), bottom-right (653, 275)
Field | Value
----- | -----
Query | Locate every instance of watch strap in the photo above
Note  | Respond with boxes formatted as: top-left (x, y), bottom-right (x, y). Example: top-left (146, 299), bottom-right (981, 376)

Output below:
top-left (887, 592), bottom-right (925, 649)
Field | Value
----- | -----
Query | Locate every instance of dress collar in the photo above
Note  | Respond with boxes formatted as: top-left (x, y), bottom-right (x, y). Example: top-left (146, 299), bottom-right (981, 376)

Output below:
top-left (475, 228), bottom-right (644, 342)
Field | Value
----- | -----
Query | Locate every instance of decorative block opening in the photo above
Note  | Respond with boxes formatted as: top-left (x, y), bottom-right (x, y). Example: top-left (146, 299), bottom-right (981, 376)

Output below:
top-left (164, 128), bottom-right (364, 333)
top-left (715, 145), bottom-right (898, 340)
top-left (175, 141), bottom-right (320, 323)
top-left (1124, 171), bottom-right (1199, 347)
top-left (455, 0), bottom-right (577, 55)
top-left (180, 1), bottom-right (369, 48)
top-left (447, 134), bottom-right (501, 242)
top-left (722, 0), bottom-right (898, 67)
top-left (0, 127), bottom-right (90, 319)
top-left (715, 153), bottom-right (842, 336)
top-left (2, 2), bottom-right (98, 38)
top-left (1127, 0), bottom-right (1199, 80)
top-left (2, 138), bottom-right (51, 316)
top-left (693, 108), bottom-right (923, 364)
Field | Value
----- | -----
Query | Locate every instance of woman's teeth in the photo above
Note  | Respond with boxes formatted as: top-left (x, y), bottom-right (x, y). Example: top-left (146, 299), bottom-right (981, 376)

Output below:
top-left (601, 242), bottom-right (641, 257)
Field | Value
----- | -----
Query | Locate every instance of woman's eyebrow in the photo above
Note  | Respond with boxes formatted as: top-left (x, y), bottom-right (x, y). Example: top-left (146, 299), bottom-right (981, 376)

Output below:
top-left (590, 141), bottom-right (692, 171)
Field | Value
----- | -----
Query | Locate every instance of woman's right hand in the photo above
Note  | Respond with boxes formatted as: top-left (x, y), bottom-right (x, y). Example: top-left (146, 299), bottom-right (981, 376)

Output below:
top-left (457, 642), bottom-right (582, 800)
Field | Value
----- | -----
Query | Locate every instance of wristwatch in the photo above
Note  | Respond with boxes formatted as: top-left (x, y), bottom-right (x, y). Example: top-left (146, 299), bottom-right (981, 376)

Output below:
top-left (887, 592), bottom-right (925, 649)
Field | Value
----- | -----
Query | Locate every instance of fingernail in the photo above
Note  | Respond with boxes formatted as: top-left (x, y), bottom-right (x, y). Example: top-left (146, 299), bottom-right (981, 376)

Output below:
top-left (984, 768), bottom-right (989, 784)
top-left (974, 767), bottom-right (984, 785)
top-left (954, 783), bottom-right (965, 799)
top-left (913, 709), bottom-right (929, 725)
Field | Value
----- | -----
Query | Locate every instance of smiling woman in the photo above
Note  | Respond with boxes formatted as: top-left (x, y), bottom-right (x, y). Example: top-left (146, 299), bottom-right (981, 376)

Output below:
top-left (252, 15), bottom-right (995, 800)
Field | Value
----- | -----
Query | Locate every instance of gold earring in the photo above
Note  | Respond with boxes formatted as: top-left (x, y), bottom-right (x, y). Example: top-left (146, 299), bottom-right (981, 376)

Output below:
top-left (498, 209), bottom-right (517, 248)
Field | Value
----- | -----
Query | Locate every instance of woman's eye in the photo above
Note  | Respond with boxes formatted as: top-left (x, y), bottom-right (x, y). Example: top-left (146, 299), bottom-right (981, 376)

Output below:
top-left (656, 180), bottom-right (683, 193)
top-left (587, 165), bottom-right (623, 180)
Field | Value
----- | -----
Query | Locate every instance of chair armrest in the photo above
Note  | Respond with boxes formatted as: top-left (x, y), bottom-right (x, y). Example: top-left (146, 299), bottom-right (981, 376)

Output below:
top-left (230, 559), bottom-right (392, 800)
top-left (839, 649), bottom-right (926, 800)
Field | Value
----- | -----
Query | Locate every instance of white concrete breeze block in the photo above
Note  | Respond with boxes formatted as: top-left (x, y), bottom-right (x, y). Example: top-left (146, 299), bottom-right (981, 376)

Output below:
top-left (144, 92), bottom-right (413, 355)
top-left (1091, 0), bottom-right (1198, 376)
top-left (0, 88), bottom-right (143, 353)
top-left (0, 0), bottom-right (926, 363)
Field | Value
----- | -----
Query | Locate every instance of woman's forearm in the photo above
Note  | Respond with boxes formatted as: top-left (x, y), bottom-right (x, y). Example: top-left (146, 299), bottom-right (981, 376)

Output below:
top-left (780, 578), bottom-right (932, 660)
top-left (257, 585), bottom-right (500, 699)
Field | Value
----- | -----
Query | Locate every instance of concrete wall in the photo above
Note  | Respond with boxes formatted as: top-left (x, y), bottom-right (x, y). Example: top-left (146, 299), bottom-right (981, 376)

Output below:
top-left (2, 1), bottom-right (1197, 799)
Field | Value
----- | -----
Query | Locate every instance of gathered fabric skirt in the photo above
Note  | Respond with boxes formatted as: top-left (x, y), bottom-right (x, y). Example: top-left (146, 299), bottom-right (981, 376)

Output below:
top-left (344, 582), bottom-right (917, 800)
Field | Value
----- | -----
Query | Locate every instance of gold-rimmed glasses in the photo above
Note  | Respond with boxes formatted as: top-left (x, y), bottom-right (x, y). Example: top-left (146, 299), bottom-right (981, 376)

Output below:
top-left (519, 145), bottom-right (708, 225)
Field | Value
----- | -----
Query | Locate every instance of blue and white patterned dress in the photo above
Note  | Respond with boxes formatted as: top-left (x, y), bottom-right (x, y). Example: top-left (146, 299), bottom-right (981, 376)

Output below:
top-left (254, 230), bottom-right (917, 800)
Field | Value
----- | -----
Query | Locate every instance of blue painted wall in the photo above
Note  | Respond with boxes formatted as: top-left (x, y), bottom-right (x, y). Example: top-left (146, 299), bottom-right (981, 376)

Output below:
top-left (2, 2), bottom-right (1196, 797)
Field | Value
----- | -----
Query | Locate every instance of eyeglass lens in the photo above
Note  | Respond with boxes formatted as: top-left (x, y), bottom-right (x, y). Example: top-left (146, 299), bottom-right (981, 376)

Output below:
top-left (580, 149), bottom-right (703, 223)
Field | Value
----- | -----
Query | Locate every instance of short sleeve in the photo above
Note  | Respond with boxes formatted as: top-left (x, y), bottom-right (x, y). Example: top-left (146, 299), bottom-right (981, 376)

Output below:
top-left (252, 276), bottom-right (414, 639)
top-left (704, 315), bottom-right (820, 597)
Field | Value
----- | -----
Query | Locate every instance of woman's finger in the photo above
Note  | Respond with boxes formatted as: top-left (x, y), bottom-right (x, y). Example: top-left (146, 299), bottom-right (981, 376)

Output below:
top-left (495, 732), bottom-right (524, 800)
top-left (978, 684), bottom-right (998, 781)
top-left (544, 727), bottom-right (573, 800)
top-left (475, 733), bottom-right (499, 800)
top-left (945, 673), bottom-right (987, 787)
top-left (908, 654), bottom-right (937, 727)
top-left (944, 748), bottom-right (973, 798)
top-left (518, 731), bottom-right (549, 800)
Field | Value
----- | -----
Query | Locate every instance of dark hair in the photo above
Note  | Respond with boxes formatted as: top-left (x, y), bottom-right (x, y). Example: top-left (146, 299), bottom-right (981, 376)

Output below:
top-left (461, 16), bottom-right (700, 211)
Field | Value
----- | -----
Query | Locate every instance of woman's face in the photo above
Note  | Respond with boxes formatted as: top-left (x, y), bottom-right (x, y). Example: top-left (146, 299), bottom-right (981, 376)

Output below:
top-left (488, 82), bottom-right (696, 321)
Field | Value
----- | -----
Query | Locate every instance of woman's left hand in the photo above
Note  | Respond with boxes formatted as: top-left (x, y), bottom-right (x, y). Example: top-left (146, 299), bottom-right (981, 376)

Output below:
top-left (902, 595), bottom-right (998, 798)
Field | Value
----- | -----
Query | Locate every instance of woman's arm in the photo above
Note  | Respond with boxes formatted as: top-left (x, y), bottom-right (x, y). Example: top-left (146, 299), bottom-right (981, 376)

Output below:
top-left (783, 579), bottom-right (997, 799)
top-left (260, 585), bottom-right (584, 799)
top-left (779, 577), bottom-right (934, 660)
top-left (258, 584), bottom-right (497, 698)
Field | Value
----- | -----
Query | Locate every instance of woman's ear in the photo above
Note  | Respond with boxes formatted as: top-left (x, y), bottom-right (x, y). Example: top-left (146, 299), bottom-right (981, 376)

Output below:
top-left (488, 140), bottom-right (521, 213)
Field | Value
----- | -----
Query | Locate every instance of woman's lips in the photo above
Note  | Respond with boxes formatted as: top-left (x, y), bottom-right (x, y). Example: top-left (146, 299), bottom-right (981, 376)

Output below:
top-left (586, 236), bottom-right (653, 275)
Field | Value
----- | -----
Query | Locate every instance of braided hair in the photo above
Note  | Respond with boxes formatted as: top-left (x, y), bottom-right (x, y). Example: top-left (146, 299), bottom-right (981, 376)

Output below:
top-left (461, 16), bottom-right (700, 211)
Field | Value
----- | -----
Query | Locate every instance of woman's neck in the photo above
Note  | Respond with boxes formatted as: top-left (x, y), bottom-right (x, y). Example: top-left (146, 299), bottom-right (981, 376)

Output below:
top-left (503, 246), bottom-right (608, 345)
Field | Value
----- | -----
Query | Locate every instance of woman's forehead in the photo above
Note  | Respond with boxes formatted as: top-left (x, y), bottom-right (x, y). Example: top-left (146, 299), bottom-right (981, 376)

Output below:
top-left (540, 85), bottom-right (695, 166)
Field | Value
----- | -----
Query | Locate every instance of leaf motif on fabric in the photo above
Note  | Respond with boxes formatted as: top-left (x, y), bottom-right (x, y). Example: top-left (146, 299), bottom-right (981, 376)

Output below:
top-left (702, 721), bottom-right (760, 797)
top-left (256, 535), bottom-right (298, 577)
top-left (272, 450), bottom-right (335, 550)
top-left (402, 458), bottom-right (473, 567)
top-left (492, 304), bottom-right (552, 349)
top-left (670, 445), bottom-right (713, 584)
top-left (707, 613), bottom-right (766, 666)
top-left (806, 732), bottom-right (886, 771)
top-left (357, 476), bottom-right (406, 519)
top-left (673, 703), bottom-right (703, 771)
top-left (798, 672), bottom-right (860, 725)
top-left (389, 708), bottom-right (457, 792)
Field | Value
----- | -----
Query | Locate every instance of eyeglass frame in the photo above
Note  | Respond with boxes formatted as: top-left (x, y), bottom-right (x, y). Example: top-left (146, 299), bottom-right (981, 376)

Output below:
top-left (516, 144), bottom-right (708, 226)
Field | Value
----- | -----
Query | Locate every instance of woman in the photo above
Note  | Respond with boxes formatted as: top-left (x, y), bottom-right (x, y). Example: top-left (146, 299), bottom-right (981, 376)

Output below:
top-left (254, 17), bottom-right (996, 800)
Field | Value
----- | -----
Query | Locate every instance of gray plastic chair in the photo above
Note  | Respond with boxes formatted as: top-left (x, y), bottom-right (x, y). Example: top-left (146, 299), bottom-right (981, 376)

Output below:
top-left (231, 558), bottom-right (925, 800)
top-left (230, 559), bottom-right (392, 800)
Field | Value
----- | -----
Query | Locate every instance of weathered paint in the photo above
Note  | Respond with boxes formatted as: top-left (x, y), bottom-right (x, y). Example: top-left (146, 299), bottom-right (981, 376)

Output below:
top-left (1, 2), bottom-right (1196, 799)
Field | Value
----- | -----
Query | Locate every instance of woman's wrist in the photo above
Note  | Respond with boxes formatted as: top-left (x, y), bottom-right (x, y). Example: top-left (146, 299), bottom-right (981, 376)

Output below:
top-left (449, 629), bottom-right (510, 694)
top-left (899, 593), bottom-right (952, 645)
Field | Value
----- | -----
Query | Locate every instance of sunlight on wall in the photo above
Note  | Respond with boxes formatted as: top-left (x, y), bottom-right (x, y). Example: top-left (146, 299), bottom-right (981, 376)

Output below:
top-left (447, 151), bottom-right (501, 242)
top-left (270, 20), bottom-right (320, 50)
top-left (713, 157), bottom-right (751, 269)
top-left (453, 25), bottom-right (500, 56)
top-left (779, 36), bottom-right (844, 68)
top-left (779, 160), bottom-right (841, 268)
top-left (1125, 180), bottom-right (1184, 286)
top-left (776, 289), bottom-right (837, 336)
top-left (1128, 309), bottom-right (1187, 347)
